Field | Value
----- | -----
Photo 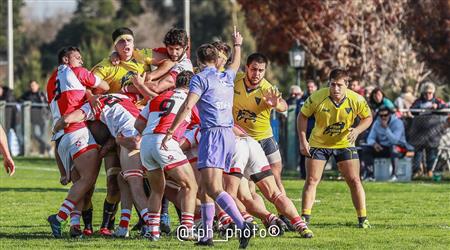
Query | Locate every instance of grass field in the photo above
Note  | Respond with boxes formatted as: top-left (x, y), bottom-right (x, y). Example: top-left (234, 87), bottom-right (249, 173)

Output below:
top-left (0, 157), bottom-right (449, 249)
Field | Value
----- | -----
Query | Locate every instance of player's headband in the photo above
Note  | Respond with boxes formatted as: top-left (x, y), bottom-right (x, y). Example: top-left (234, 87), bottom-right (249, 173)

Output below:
top-left (113, 34), bottom-right (134, 46)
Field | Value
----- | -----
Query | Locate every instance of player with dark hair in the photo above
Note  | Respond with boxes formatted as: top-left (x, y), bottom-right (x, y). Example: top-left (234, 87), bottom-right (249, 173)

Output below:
top-left (298, 68), bottom-right (372, 228)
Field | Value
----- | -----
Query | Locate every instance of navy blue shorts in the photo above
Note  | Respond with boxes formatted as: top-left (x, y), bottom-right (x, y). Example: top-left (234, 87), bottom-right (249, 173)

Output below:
top-left (309, 147), bottom-right (359, 163)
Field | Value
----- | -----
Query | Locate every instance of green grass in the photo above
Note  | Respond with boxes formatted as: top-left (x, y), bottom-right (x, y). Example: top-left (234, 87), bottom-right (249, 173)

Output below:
top-left (0, 157), bottom-right (449, 249)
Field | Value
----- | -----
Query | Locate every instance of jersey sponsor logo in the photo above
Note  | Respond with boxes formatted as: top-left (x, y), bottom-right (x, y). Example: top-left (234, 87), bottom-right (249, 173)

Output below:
top-left (255, 97), bottom-right (261, 105)
top-left (322, 107), bottom-right (330, 112)
top-left (345, 107), bottom-right (352, 114)
top-left (121, 71), bottom-right (137, 87)
top-left (237, 109), bottom-right (257, 123)
top-left (234, 90), bottom-right (241, 95)
top-left (323, 122), bottom-right (345, 136)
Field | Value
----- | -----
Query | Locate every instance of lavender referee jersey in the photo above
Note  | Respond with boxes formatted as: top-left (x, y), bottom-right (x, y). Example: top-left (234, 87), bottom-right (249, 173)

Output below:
top-left (189, 66), bottom-right (236, 129)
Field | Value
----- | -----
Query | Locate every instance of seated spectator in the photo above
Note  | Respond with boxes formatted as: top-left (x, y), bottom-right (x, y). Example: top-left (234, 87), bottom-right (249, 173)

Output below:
top-left (349, 78), bottom-right (365, 96)
top-left (361, 106), bottom-right (410, 181)
top-left (364, 85), bottom-right (375, 102)
top-left (369, 87), bottom-right (396, 114)
top-left (286, 85), bottom-right (303, 105)
top-left (395, 85), bottom-right (416, 118)
top-left (411, 81), bottom-right (448, 177)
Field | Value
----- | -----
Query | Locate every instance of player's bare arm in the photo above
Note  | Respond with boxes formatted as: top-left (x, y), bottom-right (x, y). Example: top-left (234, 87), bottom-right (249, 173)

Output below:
top-left (160, 92), bottom-right (200, 150)
top-left (297, 112), bottom-right (311, 157)
top-left (348, 114), bottom-right (373, 144)
top-left (131, 72), bottom-right (158, 99)
top-left (145, 59), bottom-right (176, 82)
top-left (228, 26), bottom-right (243, 73)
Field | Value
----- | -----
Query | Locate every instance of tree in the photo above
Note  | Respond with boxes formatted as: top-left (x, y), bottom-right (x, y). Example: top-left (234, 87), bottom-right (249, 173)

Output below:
top-left (238, 0), bottom-right (439, 95)
top-left (405, 0), bottom-right (450, 84)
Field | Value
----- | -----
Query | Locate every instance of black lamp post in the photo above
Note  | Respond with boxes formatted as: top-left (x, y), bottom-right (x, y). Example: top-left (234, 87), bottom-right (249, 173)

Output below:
top-left (288, 39), bottom-right (306, 86)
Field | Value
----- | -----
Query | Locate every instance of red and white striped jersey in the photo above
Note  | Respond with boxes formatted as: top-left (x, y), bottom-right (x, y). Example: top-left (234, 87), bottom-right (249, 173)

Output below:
top-left (138, 88), bottom-right (199, 141)
top-left (81, 94), bottom-right (140, 138)
top-left (47, 65), bottom-right (101, 140)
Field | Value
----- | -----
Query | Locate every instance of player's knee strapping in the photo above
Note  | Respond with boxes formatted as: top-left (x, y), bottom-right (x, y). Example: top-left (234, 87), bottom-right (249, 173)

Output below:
top-left (121, 169), bottom-right (144, 181)
top-left (106, 167), bottom-right (121, 177)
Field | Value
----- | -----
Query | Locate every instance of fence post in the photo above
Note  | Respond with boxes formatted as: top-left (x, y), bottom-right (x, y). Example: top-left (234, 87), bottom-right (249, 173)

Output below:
top-left (285, 104), bottom-right (298, 170)
top-left (0, 101), bottom-right (5, 129)
top-left (22, 101), bottom-right (31, 156)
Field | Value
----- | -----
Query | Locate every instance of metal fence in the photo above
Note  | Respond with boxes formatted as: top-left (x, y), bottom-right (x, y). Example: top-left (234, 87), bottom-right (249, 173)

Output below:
top-left (0, 101), bottom-right (52, 157)
top-left (278, 104), bottom-right (450, 171)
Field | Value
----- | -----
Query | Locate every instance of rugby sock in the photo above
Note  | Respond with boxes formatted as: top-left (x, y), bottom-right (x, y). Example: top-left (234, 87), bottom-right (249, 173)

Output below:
top-left (100, 199), bottom-right (116, 228)
top-left (218, 210), bottom-right (232, 227)
top-left (56, 199), bottom-right (76, 222)
top-left (181, 212), bottom-right (194, 229)
top-left (357, 208), bottom-right (367, 223)
top-left (301, 208), bottom-right (311, 223)
top-left (241, 211), bottom-right (254, 223)
top-left (200, 203), bottom-right (215, 241)
top-left (70, 210), bottom-right (81, 227)
top-left (146, 212), bottom-right (160, 238)
top-left (119, 209), bottom-right (131, 228)
top-left (82, 207), bottom-right (93, 230)
top-left (291, 216), bottom-right (308, 232)
top-left (264, 213), bottom-right (277, 226)
top-left (216, 192), bottom-right (245, 229)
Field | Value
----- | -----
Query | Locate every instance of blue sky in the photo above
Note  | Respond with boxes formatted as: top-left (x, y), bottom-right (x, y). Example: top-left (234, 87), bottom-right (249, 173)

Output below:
top-left (24, 0), bottom-right (77, 20)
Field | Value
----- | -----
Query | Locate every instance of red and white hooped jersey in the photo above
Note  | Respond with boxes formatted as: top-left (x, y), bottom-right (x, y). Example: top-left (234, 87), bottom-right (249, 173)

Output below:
top-left (81, 94), bottom-right (140, 138)
top-left (138, 88), bottom-right (199, 141)
top-left (47, 65), bottom-right (101, 141)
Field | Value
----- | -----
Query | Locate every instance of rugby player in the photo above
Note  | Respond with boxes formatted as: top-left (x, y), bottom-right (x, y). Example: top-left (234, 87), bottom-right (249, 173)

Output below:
top-left (232, 53), bottom-right (290, 227)
top-left (53, 91), bottom-right (163, 238)
top-left (46, 46), bottom-right (109, 238)
top-left (161, 28), bottom-right (255, 248)
top-left (298, 68), bottom-right (372, 228)
top-left (183, 126), bottom-right (313, 238)
top-left (134, 70), bottom-right (198, 241)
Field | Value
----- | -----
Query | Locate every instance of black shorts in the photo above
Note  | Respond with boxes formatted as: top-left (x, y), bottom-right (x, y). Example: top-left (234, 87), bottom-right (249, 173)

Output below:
top-left (258, 137), bottom-right (282, 164)
top-left (258, 137), bottom-right (279, 155)
top-left (309, 147), bottom-right (359, 163)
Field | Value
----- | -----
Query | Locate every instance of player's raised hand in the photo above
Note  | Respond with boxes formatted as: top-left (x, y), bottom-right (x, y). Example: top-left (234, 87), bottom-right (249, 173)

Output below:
top-left (232, 26), bottom-right (243, 46)
top-left (263, 87), bottom-right (281, 108)
top-left (3, 156), bottom-right (15, 176)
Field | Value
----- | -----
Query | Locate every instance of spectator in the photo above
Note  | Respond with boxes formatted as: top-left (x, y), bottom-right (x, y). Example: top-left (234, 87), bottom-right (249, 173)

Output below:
top-left (364, 85), bottom-right (375, 102)
top-left (361, 106), bottom-right (410, 181)
top-left (349, 78), bottom-right (365, 96)
top-left (0, 85), bottom-right (17, 131)
top-left (19, 80), bottom-right (51, 155)
top-left (286, 85), bottom-right (303, 105)
top-left (395, 85), bottom-right (416, 118)
top-left (411, 82), bottom-right (448, 177)
top-left (295, 79), bottom-right (318, 179)
top-left (368, 87), bottom-right (395, 114)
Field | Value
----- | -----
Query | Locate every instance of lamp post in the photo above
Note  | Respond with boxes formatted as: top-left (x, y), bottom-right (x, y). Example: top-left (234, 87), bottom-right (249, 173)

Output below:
top-left (288, 39), bottom-right (305, 86)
